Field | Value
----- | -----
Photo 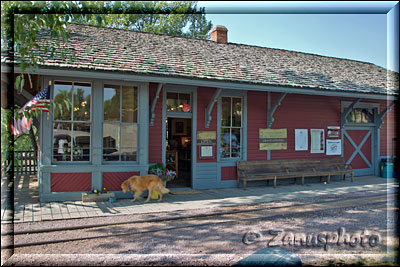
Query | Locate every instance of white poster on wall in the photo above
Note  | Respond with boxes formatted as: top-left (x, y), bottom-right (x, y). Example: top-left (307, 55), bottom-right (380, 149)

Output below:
top-left (295, 129), bottom-right (308, 151)
top-left (310, 129), bottom-right (325, 153)
top-left (326, 139), bottom-right (342, 155)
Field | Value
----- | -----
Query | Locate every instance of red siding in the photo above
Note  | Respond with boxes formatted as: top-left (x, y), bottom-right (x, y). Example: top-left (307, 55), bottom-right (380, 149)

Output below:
top-left (102, 172), bottom-right (140, 191)
top-left (247, 92), bottom-right (342, 160)
top-left (221, 166), bottom-right (237, 181)
top-left (272, 93), bottom-right (341, 160)
top-left (148, 83), bottom-right (163, 164)
top-left (197, 87), bottom-right (218, 163)
top-left (51, 172), bottom-right (92, 192)
top-left (379, 102), bottom-right (398, 157)
top-left (247, 91), bottom-right (268, 160)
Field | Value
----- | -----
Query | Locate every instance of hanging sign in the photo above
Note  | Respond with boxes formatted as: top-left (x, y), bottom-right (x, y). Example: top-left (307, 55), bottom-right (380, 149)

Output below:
top-left (197, 131), bottom-right (216, 145)
top-left (182, 104), bottom-right (190, 112)
top-left (259, 128), bottom-right (287, 150)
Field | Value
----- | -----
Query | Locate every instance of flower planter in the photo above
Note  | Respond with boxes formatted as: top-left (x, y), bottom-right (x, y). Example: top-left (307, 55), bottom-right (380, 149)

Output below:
top-left (151, 181), bottom-right (167, 199)
top-left (81, 192), bottom-right (115, 202)
top-left (151, 191), bottom-right (160, 199)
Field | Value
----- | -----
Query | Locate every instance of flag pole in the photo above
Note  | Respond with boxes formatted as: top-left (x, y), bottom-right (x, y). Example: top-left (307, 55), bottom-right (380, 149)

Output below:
top-left (47, 81), bottom-right (51, 120)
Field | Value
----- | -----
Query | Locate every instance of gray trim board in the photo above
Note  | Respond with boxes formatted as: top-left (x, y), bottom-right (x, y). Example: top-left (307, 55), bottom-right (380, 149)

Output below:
top-left (377, 100), bottom-right (396, 129)
top-left (205, 88), bottom-right (222, 128)
top-left (341, 98), bottom-right (361, 127)
top-left (267, 92), bottom-right (287, 128)
top-left (162, 84), bottom-right (197, 188)
top-left (149, 83), bottom-right (163, 126)
top-left (39, 75), bottom-right (149, 200)
top-left (10, 67), bottom-right (398, 100)
top-left (216, 90), bottom-right (247, 163)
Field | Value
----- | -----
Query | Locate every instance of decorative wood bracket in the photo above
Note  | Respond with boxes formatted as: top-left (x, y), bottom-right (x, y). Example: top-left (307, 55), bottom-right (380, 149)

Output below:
top-left (205, 88), bottom-right (222, 128)
top-left (341, 98), bottom-right (361, 127)
top-left (377, 101), bottom-right (396, 129)
top-left (149, 83), bottom-right (163, 126)
top-left (267, 93), bottom-right (287, 128)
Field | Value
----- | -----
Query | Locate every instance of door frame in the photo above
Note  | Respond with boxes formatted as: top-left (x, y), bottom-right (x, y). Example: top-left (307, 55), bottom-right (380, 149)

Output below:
top-left (162, 84), bottom-right (197, 188)
top-left (342, 126), bottom-right (377, 176)
top-left (341, 101), bottom-right (380, 176)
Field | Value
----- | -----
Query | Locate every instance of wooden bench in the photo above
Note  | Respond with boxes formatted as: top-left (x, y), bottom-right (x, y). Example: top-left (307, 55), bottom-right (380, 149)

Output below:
top-left (237, 158), bottom-right (353, 190)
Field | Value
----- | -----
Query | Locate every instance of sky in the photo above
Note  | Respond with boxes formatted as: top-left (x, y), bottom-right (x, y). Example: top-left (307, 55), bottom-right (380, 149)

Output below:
top-left (198, 1), bottom-right (399, 72)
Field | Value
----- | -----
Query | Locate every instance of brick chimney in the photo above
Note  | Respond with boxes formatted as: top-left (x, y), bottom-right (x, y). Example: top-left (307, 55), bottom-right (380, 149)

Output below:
top-left (211, 25), bottom-right (228, 44)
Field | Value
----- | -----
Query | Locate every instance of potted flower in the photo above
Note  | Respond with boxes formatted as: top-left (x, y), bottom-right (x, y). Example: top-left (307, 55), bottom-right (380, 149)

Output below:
top-left (82, 187), bottom-right (115, 202)
top-left (149, 162), bottom-right (176, 187)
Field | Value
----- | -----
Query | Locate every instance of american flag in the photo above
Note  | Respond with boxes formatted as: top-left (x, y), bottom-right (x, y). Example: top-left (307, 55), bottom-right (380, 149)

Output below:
top-left (10, 84), bottom-right (51, 135)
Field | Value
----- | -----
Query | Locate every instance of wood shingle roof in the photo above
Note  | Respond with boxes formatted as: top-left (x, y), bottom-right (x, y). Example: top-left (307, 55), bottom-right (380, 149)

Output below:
top-left (6, 23), bottom-right (400, 96)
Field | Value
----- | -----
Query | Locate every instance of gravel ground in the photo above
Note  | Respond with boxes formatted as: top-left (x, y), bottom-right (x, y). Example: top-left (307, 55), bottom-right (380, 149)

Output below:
top-left (3, 188), bottom-right (393, 233)
top-left (2, 188), bottom-right (398, 266)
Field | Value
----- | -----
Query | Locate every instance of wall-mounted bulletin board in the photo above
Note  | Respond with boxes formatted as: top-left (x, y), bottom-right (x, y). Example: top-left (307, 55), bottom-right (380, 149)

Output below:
top-left (197, 131), bottom-right (216, 159)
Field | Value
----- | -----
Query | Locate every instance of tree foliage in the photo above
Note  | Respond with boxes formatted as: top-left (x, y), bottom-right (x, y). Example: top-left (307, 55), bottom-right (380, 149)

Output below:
top-left (74, 1), bottom-right (212, 39)
top-left (2, 1), bottom-right (212, 93)
top-left (1, 1), bottom-right (212, 173)
top-left (2, 1), bottom-right (212, 73)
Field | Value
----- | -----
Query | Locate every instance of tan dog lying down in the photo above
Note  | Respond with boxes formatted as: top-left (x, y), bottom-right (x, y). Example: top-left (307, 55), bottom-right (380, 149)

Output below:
top-left (121, 174), bottom-right (170, 202)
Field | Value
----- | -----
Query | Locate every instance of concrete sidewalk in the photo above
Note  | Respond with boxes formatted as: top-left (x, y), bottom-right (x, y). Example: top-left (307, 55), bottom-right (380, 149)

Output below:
top-left (1, 175), bottom-right (398, 223)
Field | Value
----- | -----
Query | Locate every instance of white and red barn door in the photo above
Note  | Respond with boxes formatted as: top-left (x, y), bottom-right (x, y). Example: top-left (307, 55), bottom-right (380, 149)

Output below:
top-left (343, 127), bottom-right (375, 176)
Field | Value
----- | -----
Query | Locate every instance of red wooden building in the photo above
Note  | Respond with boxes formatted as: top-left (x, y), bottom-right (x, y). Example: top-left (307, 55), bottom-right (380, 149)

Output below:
top-left (2, 24), bottom-right (398, 202)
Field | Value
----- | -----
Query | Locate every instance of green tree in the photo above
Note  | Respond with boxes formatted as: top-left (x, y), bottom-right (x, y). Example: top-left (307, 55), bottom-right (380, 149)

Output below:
top-left (74, 1), bottom-right (212, 39)
top-left (2, 1), bottom-right (212, 82)
top-left (1, 1), bottom-right (212, 178)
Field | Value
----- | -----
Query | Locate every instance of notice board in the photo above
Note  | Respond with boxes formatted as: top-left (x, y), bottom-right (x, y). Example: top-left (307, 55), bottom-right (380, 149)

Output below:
top-left (259, 128), bottom-right (287, 150)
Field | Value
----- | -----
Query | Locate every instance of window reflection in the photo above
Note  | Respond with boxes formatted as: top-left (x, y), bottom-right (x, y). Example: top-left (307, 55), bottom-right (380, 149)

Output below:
top-left (73, 83), bottom-right (91, 121)
top-left (104, 85), bottom-right (120, 122)
top-left (166, 92), bottom-right (191, 112)
top-left (103, 84), bottom-right (138, 162)
top-left (346, 108), bottom-right (374, 124)
top-left (122, 86), bottom-right (138, 123)
top-left (52, 81), bottom-right (91, 162)
top-left (221, 97), bottom-right (242, 159)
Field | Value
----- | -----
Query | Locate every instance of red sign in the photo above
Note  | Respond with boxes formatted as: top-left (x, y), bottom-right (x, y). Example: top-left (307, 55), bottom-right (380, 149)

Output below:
top-left (182, 104), bottom-right (190, 112)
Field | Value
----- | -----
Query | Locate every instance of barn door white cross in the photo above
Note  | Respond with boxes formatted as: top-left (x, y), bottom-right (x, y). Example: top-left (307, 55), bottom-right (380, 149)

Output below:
top-left (343, 129), bottom-right (372, 168)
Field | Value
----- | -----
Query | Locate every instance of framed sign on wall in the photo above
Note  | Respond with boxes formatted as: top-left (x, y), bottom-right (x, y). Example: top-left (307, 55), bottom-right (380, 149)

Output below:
top-left (197, 131), bottom-right (217, 145)
top-left (199, 145), bottom-right (215, 159)
top-left (172, 119), bottom-right (187, 135)
top-left (326, 139), bottom-right (342, 155)
top-left (259, 128), bottom-right (287, 150)
top-left (295, 129), bottom-right (308, 151)
top-left (327, 126), bottom-right (340, 138)
top-left (310, 129), bottom-right (325, 153)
